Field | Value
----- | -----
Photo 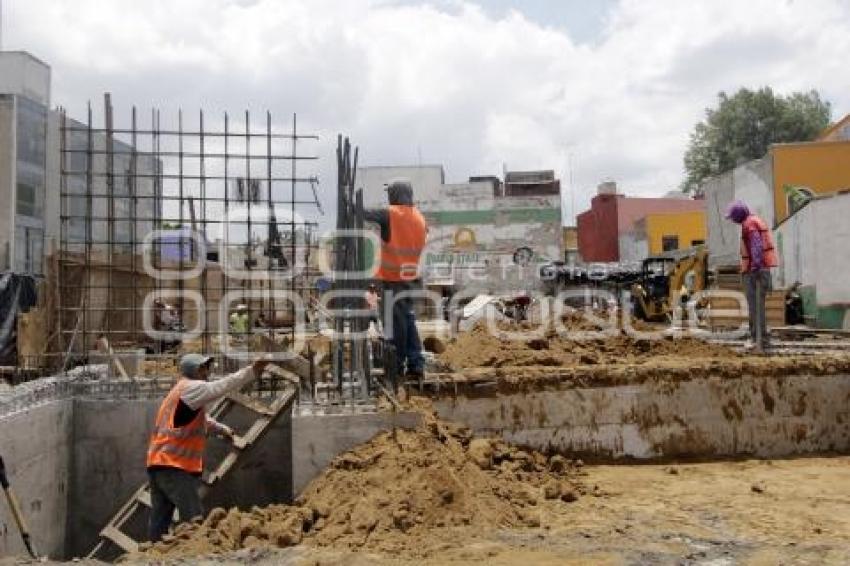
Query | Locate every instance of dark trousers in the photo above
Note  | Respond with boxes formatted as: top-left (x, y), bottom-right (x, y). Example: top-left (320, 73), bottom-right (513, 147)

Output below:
top-left (384, 295), bottom-right (424, 375)
top-left (148, 468), bottom-right (204, 541)
top-left (744, 270), bottom-right (771, 348)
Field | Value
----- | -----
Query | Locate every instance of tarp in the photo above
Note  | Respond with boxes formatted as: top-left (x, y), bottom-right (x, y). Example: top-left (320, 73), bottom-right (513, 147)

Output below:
top-left (0, 273), bottom-right (38, 365)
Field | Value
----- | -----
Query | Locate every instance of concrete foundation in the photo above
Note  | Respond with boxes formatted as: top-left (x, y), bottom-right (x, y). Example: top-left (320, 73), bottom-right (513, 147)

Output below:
top-left (433, 372), bottom-right (850, 460)
top-left (0, 384), bottom-right (420, 560)
top-left (1, 370), bottom-right (849, 559)
top-left (0, 400), bottom-right (72, 558)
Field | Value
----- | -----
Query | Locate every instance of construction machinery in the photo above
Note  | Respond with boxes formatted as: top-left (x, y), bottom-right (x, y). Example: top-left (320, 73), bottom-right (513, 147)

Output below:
top-left (629, 248), bottom-right (710, 322)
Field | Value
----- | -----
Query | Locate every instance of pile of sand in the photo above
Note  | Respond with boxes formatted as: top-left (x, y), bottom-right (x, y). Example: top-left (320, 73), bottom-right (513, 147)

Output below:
top-left (439, 323), bottom-right (740, 371)
top-left (135, 409), bottom-right (584, 560)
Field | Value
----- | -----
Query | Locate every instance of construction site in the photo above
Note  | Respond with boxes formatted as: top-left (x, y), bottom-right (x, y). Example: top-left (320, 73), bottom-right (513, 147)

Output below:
top-left (2, 9), bottom-right (850, 565)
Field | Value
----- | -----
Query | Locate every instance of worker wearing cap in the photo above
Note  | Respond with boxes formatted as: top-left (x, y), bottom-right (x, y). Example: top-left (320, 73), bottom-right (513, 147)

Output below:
top-left (725, 200), bottom-right (778, 351)
top-left (364, 180), bottom-right (428, 379)
top-left (146, 354), bottom-right (269, 541)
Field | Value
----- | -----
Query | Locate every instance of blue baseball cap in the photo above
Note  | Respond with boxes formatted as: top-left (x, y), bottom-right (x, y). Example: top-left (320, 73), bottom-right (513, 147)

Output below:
top-left (179, 353), bottom-right (214, 378)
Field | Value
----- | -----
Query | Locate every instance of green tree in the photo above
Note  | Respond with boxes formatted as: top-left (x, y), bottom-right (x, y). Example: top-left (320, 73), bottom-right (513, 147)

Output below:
top-left (682, 87), bottom-right (831, 192)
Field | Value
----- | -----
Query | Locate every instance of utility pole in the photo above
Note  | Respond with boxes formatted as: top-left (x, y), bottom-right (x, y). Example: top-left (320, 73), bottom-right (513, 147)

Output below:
top-left (569, 151), bottom-right (575, 225)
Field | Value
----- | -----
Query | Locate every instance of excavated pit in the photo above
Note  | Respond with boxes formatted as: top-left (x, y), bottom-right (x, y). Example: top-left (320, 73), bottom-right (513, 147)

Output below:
top-left (1, 328), bottom-right (849, 562)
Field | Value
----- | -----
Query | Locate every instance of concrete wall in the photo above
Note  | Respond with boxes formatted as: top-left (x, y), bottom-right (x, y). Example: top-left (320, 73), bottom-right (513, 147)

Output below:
top-left (0, 52), bottom-right (50, 107)
top-left (433, 372), bottom-right (850, 460)
top-left (0, 400), bottom-right (72, 559)
top-left (617, 233), bottom-right (647, 266)
top-left (775, 192), bottom-right (850, 328)
top-left (420, 187), bottom-right (562, 291)
top-left (290, 410), bottom-right (421, 496)
top-left (66, 398), bottom-right (160, 558)
top-left (63, 397), bottom-right (419, 559)
top-left (703, 156), bottom-right (773, 269)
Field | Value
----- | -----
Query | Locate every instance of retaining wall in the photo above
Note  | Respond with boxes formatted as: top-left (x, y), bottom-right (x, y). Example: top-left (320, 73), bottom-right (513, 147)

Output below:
top-left (0, 382), bottom-right (419, 560)
top-left (3, 370), bottom-right (850, 559)
top-left (433, 372), bottom-right (850, 460)
top-left (0, 400), bottom-right (72, 558)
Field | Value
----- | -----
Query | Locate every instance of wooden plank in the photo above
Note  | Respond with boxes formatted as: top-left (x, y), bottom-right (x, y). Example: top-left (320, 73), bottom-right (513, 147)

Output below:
top-left (100, 526), bottom-right (139, 554)
top-left (136, 490), bottom-right (151, 508)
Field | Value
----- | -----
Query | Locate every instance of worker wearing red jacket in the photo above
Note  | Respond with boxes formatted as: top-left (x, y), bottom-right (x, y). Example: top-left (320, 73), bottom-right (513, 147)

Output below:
top-left (726, 200), bottom-right (778, 351)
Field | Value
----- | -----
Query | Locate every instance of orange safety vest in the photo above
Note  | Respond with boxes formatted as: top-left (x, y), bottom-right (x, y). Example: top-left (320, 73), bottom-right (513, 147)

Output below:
top-left (375, 205), bottom-right (427, 282)
top-left (146, 380), bottom-right (207, 474)
top-left (740, 215), bottom-right (778, 272)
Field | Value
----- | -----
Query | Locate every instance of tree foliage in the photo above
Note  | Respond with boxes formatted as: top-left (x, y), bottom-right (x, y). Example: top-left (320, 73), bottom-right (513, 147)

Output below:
top-left (682, 87), bottom-right (831, 192)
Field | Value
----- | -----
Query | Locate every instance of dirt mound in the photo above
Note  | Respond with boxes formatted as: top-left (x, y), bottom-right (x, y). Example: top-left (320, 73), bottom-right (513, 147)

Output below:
top-left (439, 323), bottom-right (740, 371)
top-left (135, 408), bottom-right (584, 560)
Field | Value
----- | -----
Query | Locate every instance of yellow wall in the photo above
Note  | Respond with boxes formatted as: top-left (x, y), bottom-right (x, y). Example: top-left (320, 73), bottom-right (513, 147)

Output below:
top-left (644, 210), bottom-right (706, 255)
top-left (772, 140), bottom-right (850, 223)
top-left (563, 226), bottom-right (578, 250)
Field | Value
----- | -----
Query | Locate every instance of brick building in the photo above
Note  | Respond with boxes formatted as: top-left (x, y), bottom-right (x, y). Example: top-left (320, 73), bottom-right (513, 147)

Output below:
top-left (576, 182), bottom-right (705, 263)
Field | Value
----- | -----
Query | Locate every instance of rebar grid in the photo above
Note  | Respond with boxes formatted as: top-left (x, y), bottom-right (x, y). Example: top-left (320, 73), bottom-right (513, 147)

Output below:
top-left (54, 95), bottom-right (323, 381)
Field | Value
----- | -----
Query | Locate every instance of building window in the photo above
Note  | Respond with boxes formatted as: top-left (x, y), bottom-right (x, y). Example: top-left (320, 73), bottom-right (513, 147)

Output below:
top-left (16, 96), bottom-right (47, 167)
top-left (16, 182), bottom-right (38, 217)
top-left (14, 225), bottom-right (43, 275)
top-left (661, 235), bottom-right (679, 252)
top-left (691, 239), bottom-right (705, 247)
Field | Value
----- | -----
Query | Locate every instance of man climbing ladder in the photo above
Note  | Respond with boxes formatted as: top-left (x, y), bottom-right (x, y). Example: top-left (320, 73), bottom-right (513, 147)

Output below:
top-left (146, 353), bottom-right (269, 541)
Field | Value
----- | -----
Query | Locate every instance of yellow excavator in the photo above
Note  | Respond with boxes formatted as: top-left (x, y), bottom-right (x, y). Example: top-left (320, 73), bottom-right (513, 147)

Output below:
top-left (630, 248), bottom-right (710, 322)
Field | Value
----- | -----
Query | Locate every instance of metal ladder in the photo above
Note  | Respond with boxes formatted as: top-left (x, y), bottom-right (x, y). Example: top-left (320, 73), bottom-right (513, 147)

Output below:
top-left (87, 369), bottom-right (300, 559)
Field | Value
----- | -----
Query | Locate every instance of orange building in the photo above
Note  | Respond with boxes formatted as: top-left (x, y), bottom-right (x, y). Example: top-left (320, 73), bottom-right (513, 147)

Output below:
top-left (771, 138), bottom-right (850, 223)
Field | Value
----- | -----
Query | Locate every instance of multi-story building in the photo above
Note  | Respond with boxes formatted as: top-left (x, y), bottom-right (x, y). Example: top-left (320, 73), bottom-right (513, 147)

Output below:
top-left (1, 51), bottom-right (162, 275)
top-left (0, 51), bottom-right (50, 274)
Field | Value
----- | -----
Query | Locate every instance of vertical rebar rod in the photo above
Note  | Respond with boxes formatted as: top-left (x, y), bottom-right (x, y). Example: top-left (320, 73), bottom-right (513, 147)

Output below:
top-left (105, 94), bottom-right (115, 339)
top-left (84, 102), bottom-right (93, 356)
top-left (130, 106), bottom-right (138, 345)
top-left (58, 109), bottom-right (67, 360)
top-left (245, 110), bottom-right (251, 338)
top-left (266, 111), bottom-right (274, 346)
top-left (178, 110), bottom-right (185, 332)
top-left (223, 112), bottom-right (230, 367)
top-left (290, 114), bottom-right (297, 347)
top-left (199, 110), bottom-right (210, 353)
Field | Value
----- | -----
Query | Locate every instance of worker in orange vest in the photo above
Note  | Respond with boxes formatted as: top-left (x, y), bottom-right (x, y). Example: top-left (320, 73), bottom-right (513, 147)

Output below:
top-left (146, 353), bottom-right (270, 541)
top-left (725, 200), bottom-right (779, 351)
top-left (364, 180), bottom-right (428, 380)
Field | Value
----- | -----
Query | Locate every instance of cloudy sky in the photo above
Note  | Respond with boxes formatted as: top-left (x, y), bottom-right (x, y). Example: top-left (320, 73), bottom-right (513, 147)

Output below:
top-left (4, 0), bottom-right (850, 223)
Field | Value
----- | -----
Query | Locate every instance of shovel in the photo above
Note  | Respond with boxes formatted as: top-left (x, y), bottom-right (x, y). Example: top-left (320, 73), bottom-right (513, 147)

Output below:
top-left (0, 455), bottom-right (38, 559)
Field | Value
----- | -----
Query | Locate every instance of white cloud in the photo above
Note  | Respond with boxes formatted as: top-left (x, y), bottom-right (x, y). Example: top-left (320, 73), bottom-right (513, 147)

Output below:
top-left (5, 0), bottom-right (849, 222)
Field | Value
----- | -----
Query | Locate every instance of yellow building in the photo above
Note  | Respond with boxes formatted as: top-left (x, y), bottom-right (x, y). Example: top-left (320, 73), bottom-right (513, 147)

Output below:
top-left (771, 138), bottom-right (850, 224)
top-left (637, 210), bottom-right (706, 255)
